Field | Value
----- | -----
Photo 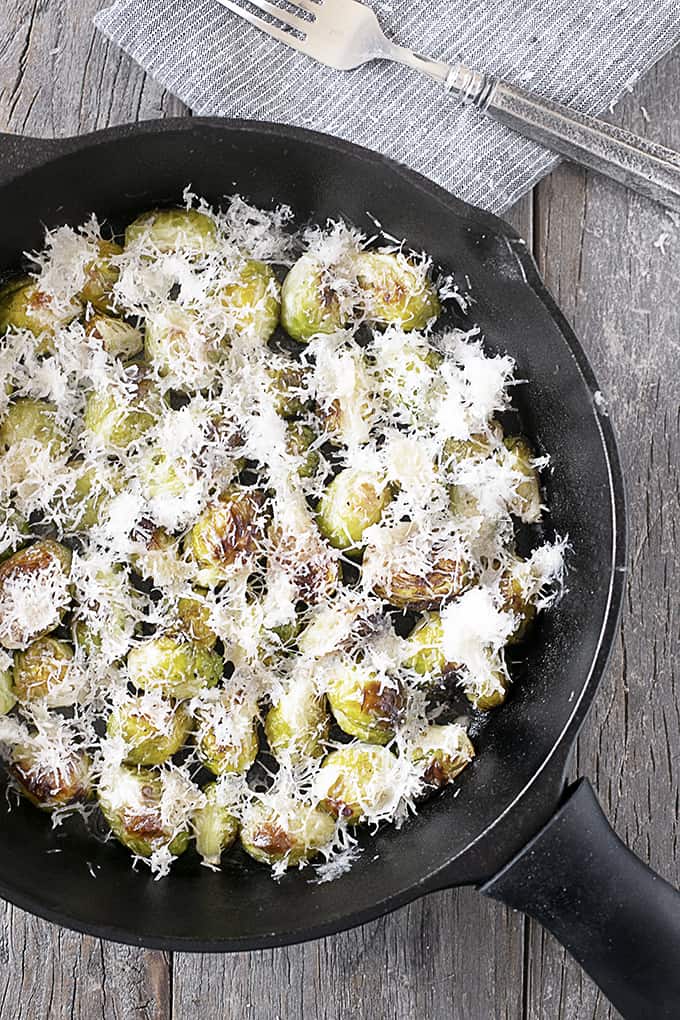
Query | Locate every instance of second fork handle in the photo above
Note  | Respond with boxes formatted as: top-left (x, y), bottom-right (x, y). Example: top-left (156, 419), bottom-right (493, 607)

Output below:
top-left (445, 64), bottom-right (680, 213)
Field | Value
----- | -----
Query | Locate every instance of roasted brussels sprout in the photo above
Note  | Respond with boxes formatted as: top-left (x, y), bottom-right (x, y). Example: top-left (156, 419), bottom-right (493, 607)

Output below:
top-left (281, 255), bottom-right (345, 342)
top-left (107, 695), bottom-right (192, 766)
top-left (369, 330), bottom-right (441, 422)
top-left (409, 723), bottom-right (475, 788)
top-left (265, 674), bottom-right (330, 762)
top-left (498, 559), bottom-right (537, 644)
top-left (285, 422), bottom-right (320, 479)
top-left (220, 260), bottom-right (281, 344)
top-left (63, 460), bottom-right (122, 531)
top-left (240, 797), bottom-right (335, 867)
top-left (175, 592), bottom-right (217, 649)
top-left (464, 658), bottom-right (509, 711)
top-left (317, 469), bottom-right (392, 553)
top-left (325, 661), bottom-right (403, 744)
top-left (0, 504), bottom-right (28, 562)
top-left (84, 368), bottom-right (158, 447)
top-left (444, 421), bottom-right (503, 463)
top-left (127, 635), bottom-right (223, 699)
top-left (0, 398), bottom-right (67, 459)
top-left (189, 486), bottom-right (266, 585)
top-left (130, 526), bottom-right (188, 588)
top-left (145, 305), bottom-right (221, 383)
top-left (125, 208), bottom-right (217, 254)
top-left (297, 600), bottom-right (377, 659)
top-left (195, 692), bottom-right (259, 776)
top-left (0, 654), bottom-right (16, 715)
top-left (10, 741), bottom-right (91, 811)
top-left (355, 251), bottom-right (440, 331)
top-left (403, 614), bottom-right (458, 677)
top-left (79, 239), bottom-right (123, 312)
top-left (192, 782), bottom-right (239, 866)
top-left (13, 636), bottom-right (84, 708)
top-left (0, 539), bottom-right (72, 650)
top-left (267, 521), bottom-right (340, 606)
top-left (315, 743), bottom-right (401, 824)
top-left (0, 275), bottom-right (82, 348)
top-left (98, 765), bottom-right (191, 859)
top-left (364, 527), bottom-right (477, 611)
top-left (267, 359), bottom-right (308, 418)
top-left (504, 437), bottom-right (542, 523)
top-left (85, 313), bottom-right (143, 359)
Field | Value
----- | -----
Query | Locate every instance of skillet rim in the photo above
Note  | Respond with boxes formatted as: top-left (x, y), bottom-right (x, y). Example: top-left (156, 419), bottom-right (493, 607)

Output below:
top-left (0, 118), bottom-right (627, 950)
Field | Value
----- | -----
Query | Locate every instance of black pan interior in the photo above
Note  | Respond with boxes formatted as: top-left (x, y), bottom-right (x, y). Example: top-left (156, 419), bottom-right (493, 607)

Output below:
top-left (0, 121), bottom-right (625, 950)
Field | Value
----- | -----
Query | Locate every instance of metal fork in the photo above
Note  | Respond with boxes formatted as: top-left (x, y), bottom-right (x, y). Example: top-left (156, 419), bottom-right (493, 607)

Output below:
top-left (216, 0), bottom-right (680, 213)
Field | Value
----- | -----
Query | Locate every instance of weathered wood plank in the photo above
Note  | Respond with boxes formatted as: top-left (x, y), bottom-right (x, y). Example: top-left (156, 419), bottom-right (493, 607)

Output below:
top-left (172, 889), bottom-right (524, 1020)
top-left (0, 3), bottom-right (185, 1017)
top-left (527, 44), bottom-right (680, 1020)
top-left (0, 0), bottom-right (186, 136)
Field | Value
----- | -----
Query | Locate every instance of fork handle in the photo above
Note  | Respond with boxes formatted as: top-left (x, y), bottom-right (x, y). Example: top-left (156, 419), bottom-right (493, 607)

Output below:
top-left (445, 65), bottom-right (680, 212)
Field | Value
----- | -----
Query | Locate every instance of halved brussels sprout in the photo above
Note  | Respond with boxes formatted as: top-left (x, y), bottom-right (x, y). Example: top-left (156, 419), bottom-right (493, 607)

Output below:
top-left (9, 742), bottom-right (91, 810)
top-left (285, 422), bottom-right (320, 479)
top-left (0, 398), bottom-right (67, 459)
top-left (189, 486), bottom-right (266, 585)
top-left (504, 437), bottom-right (542, 523)
top-left (409, 723), bottom-right (475, 788)
top-left (0, 654), bottom-right (16, 715)
top-left (195, 692), bottom-right (259, 776)
top-left (267, 359), bottom-right (308, 418)
top-left (13, 636), bottom-right (84, 708)
top-left (464, 657), bottom-right (509, 711)
top-left (79, 239), bottom-right (123, 312)
top-left (240, 797), bottom-right (335, 867)
top-left (369, 331), bottom-right (441, 423)
top-left (130, 526), bottom-right (188, 588)
top-left (403, 614), bottom-right (458, 677)
top-left (98, 765), bottom-right (190, 859)
top-left (498, 559), bottom-right (538, 644)
top-left (364, 529), bottom-right (477, 611)
top-left (317, 469), bottom-right (392, 553)
top-left (325, 661), bottom-right (403, 744)
top-left (127, 635), bottom-right (223, 699)
top-left (220, 260), bottom-right (281, 344)
top-left (145, 305), bottom-right (221, 383)
top-left (84, 368), bottom-right (158, 447)
top-left (0, 539), bottom-right (72, 650)
top-left (0, 275), bottom-right (82, 348)
top-left (267, 522), bottom-right (340, 606)
top-left (63, 460), bottom-right (122, 531)
top-left (443, 428), bottom-right (501, 467)
top-left (85, 313), bottom-right (143, 359)
top-left (315, 743), bottom-right (401, 824)
top-left (193, 782), bottom-right (239, 866)
top-left (265, 675), bottom-right (330, 762)
top-left (281, 255), bottom-right (345, 342)
top-left (175, 592), bottom-right (217, 650)
top-left (297, 601), bottom-right (378, 659)
top-left (0, 504), bottom-right (28, 562)
top-left (107, 695), bottom-right (192, 766)
top-left (355, 251), bottom-right (440, 331)
top-left (125, 208), bottom-right (217, 254)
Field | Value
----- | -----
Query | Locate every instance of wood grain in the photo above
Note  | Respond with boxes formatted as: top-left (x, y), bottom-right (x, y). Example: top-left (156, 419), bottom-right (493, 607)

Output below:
top-left (528, 45), bottom-right (680, 1020)
top-left (0, 2), bottom-right (678, 1017)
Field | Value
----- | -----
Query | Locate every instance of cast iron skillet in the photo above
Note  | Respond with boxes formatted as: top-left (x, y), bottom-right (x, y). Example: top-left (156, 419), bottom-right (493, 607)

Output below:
top-left (0, 119), bottom-right (678, 1018)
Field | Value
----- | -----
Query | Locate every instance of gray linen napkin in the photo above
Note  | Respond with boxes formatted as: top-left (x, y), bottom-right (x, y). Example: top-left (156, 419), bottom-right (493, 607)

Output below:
top-left (95, 0), bottom-right (680, 213)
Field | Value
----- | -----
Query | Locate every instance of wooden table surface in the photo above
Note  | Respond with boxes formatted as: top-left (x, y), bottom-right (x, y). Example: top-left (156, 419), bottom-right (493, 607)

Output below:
top-left (0, 4), bottom-right (678, 1017)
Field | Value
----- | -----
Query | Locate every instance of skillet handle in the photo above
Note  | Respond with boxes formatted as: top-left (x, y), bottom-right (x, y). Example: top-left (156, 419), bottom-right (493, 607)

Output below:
top-left (481, 778), bottom-right (680, 1020)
